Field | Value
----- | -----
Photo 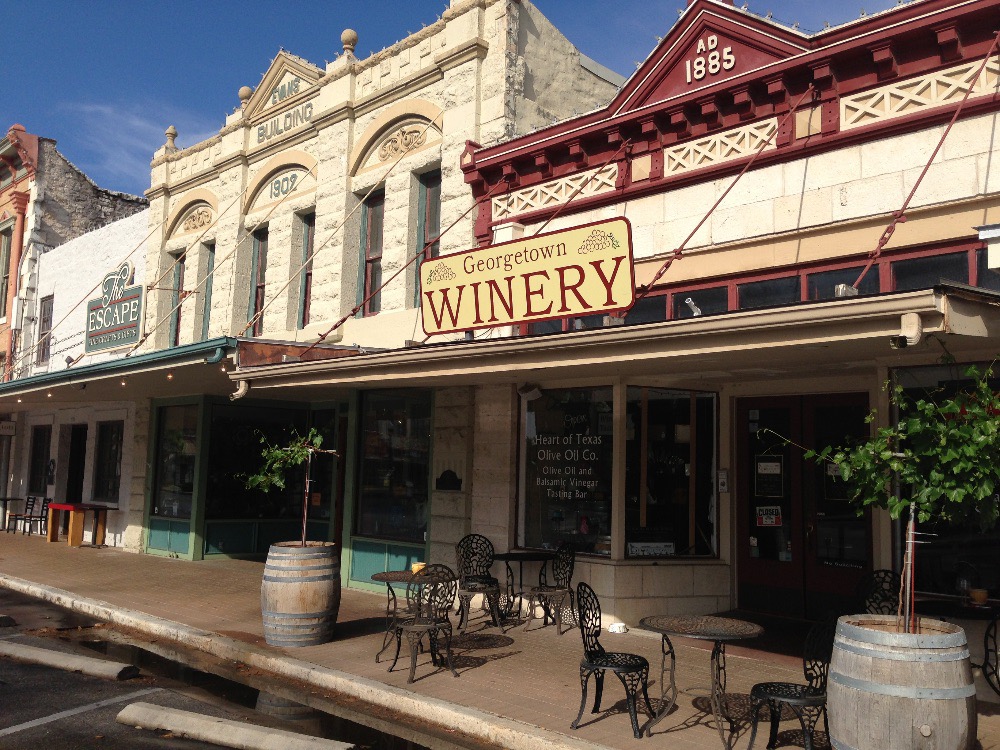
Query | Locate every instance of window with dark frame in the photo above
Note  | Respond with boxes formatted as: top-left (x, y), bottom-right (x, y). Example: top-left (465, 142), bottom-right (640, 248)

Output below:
top-left (362, 192), bottom-right (385, 316)
top-left (170, 252), bottom-right (186, 347)
top-left (0, 229), bottom-right (11, 318)
top-left (28, 424), bottom-right (51, 495)
top-left (92, 421), bottom-right (124, 504)
top-left (36, 295), bottom-right (53, 365)
top-left (201, 242), bottom-right (215, 341)
top-left (299, 213), bottom-right (315, 328)
top-left (249, 227), bottom-right (268, 336)
top-left (420, 171), bottom-right (441, 261)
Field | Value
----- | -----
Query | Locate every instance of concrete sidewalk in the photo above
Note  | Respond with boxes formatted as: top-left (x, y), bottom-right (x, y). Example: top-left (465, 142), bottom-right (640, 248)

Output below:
top-left (1, 533), bottom-right (999, 750)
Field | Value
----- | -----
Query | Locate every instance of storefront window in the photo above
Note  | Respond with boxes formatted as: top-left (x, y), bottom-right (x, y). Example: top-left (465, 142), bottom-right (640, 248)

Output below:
top-left (152, 405), bottom-right (198, 519)
top-left (355, 390), bottom-right (431, 542)
top-left (807, 267), bottom-right (879, 299)
top-left (892, 251), bottom-right (967, 291)
top-left (738, 276), bottom-right (799, 310)
top-left (205, 403), bottom-right (308, 520)
top-left (523, 387), bottom-right (614, 555)
top-left (625, 388), bottom-right (717, 557)
top-left (28, 424), bottom-right (51, 495)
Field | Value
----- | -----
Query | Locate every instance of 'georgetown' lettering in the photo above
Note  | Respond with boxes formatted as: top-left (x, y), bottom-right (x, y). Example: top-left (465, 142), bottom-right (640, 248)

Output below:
top-left (257, 102), bottom-right (314, 144)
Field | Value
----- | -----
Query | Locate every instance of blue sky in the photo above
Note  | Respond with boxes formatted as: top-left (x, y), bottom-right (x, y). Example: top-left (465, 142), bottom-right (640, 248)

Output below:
top-left (7, 0), bottom-right (897, 197)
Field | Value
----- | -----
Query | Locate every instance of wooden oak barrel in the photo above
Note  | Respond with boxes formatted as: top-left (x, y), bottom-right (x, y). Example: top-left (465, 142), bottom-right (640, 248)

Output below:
top-left (260, 541), bottom-right (341, 647)
top-left (828, 615), bottom-right (976, 750)
top-left (254, 692), bottom-right (323, 734)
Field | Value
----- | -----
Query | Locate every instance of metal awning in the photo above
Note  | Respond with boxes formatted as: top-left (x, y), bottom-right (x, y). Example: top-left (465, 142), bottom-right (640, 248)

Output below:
top-left (228, 286), bottom-right (1000, 399)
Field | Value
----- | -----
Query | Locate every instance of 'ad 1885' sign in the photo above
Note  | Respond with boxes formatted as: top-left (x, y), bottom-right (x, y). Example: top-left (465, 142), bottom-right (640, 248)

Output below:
top-left (419, 218), bottom-right (635, 335)
top-left (85, 262), bottom-right (144, 353)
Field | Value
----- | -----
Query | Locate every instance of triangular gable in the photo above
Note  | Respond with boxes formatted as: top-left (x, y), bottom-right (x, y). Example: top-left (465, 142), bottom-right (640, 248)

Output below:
top-left (612, 0), bottom-right (808, 116)
top-left (245, 50), bottom-right (323, 122)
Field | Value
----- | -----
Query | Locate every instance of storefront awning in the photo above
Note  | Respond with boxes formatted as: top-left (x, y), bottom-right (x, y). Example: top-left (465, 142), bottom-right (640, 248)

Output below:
top-left (227, 286), bottom-right (1000, 398)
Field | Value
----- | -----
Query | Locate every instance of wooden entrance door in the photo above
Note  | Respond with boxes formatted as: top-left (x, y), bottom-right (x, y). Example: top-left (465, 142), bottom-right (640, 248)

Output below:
top-left (736, 394), bottom-right (871, 619)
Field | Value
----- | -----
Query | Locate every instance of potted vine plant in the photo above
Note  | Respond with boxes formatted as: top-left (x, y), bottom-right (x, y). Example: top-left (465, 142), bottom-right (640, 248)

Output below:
top-left (800, 363), bottom-right (1000, 750)
top-left (245, 427), bottom-right (342, 647)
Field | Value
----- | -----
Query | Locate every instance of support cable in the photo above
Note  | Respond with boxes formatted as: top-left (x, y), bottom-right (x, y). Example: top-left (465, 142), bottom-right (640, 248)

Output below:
top-left (299, 177), bottom-right (509, 357)
top-left (635, 84), bottom-right (816, 303)
top-left (850, 33), bottom-right (1000, 291)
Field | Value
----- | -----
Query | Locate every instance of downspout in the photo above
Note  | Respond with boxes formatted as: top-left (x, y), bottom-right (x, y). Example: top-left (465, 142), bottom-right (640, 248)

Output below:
top-left (230, 380), bottom-right (250, 401)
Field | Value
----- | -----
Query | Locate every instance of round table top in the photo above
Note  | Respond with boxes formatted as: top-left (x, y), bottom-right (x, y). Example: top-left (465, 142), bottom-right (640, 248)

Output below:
top-left (494, 549), bottom-right (556, 562)
top-left (371, 570), bottom-right (420, 585)
top-left (639, 615), bottom-right (763, 642)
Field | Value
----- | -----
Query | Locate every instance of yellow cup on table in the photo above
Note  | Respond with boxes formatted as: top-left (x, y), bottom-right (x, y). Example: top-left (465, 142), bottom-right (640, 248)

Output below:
top-left (970, 588), bottom-right (989, 605)
top-left (411, 562), bottom-right (426, 574)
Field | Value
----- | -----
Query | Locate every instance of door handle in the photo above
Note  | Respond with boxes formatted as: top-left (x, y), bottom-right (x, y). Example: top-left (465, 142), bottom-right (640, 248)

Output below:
top-left (805, 523), bottom-right (815, 548)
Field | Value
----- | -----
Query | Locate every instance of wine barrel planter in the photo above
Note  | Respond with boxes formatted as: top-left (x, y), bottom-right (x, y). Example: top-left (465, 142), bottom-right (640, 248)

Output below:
top-left (828, 614), bottom-right (976, 750)
top-left (260, 541), bottom-right (341, 647)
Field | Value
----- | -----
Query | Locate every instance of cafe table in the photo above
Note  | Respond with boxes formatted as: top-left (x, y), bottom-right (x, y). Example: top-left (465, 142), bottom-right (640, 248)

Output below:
top-left (639, 614), bottom-right (763, 745)
top-left (493, 549), bottom-right (556, 616)
top-left (371, 570), bottom-right (422, 663)
top-left (0, 497), bottom-right (22, 530)
top-left (47, 503), bottom-right (108, 547)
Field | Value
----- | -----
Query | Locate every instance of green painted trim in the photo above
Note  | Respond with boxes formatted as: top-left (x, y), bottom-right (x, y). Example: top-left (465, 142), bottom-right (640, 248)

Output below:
top-left (190, 397), bottom-right (210, 560)
top-left (248, 230), bottom-right (263, 326)
top-left (0, 337), bottom-right (236, 396)
top-left (414, 177), bottom-right (427, 309)
top-left (297, 213), bottom-right (314, 330)
top-left (169, 260), bottom-right (183, 348)
top-left (340, 390), bottom-right (360, 588)
top-left (356, 202), bottom-right (368, 316)
top-left (201, 243), bottom-right (215, 341)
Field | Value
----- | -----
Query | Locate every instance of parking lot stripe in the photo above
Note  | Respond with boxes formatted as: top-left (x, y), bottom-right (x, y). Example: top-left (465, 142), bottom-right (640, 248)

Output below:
top-left (0, 687), bottom-right (162, 736)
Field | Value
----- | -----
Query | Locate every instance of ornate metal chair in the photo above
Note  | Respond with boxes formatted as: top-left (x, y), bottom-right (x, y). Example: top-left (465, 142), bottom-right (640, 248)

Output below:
top-left (747, 617), bottom-right (837, 750)
top-left (455, 533), bottom-right (503, 632)
top-left (388, 563), bottom-right (460, 684)
top-left (524, 543), bottom-right (575, 633)
top-left (571, 582), bottom-right (653, 739)
top-left (980, 614), bottom-right (1000, 697)
top-left (854, 569), bottom-right (900, 614)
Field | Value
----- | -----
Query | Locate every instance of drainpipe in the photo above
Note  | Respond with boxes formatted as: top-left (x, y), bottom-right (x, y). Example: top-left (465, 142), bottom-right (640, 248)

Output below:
top-left (229, 380), bottom-right (249, 401)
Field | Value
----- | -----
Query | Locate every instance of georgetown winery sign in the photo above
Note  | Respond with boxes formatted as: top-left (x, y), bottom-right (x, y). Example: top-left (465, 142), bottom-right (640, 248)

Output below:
top-left (86, 262), bottom-right (144, 353)
top-left (420, 218), bottom-right (635, 335)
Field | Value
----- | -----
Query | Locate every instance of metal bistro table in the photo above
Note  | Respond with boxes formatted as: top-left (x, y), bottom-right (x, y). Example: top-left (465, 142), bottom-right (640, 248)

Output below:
top-left (640, 615), bottom-right (763, 746)
top-left (494, 549), bottom-right (556, 617)
top-left (371, 570), bottom-right (421, 663)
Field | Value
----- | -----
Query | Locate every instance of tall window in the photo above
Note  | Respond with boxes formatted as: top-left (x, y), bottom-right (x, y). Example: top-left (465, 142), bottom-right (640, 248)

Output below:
top-left (201, 242), bottom-right (215, 341)
top-left (36, 295), bottom-right (53, 365)
top-left (170, 252), bottom-right (186, 347)
top-left (361, 193), bottom-right (384, 316)
top-left (93, 421), bottom-right (124, 504)
top-left (299, 213), bottom-right (315, 329)
top-left (419, 171), bottom-right (441, 261)
top-left (28, 424), bottom-right (51, 494)
top-left (0, 229), bottom-right (11, 318)
top-left (249, 228), bottom-right (268, 336)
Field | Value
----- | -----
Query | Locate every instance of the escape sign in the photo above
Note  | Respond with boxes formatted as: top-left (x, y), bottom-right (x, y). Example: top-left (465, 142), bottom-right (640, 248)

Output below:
top-left (419, 218), bottom-right (635, 335)
top-left (86, 262), bottom-right (144, 353)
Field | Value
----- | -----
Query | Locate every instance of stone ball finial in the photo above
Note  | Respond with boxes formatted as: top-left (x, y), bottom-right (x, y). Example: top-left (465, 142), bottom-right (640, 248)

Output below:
top-left (9, 124), bottom-right (26, 133)
top-left (164, 125), bottom-right (178, 150)
top-left (341, 28), bottom-right (358, 54)
top-left (238, 86), bottom-right (253, 106)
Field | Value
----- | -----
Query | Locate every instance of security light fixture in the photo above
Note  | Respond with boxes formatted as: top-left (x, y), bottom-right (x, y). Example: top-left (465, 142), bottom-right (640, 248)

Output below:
top-left (518, 384), bottom-right (543, 401)
top-left (684, 297), bottom-right (702, 316)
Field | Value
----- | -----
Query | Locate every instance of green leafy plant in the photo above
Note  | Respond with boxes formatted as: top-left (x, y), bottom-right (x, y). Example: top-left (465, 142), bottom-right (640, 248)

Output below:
top-left (806, 364), bottom-right (1000, 531)
top-left (245, 427), bottom-right (338, 547)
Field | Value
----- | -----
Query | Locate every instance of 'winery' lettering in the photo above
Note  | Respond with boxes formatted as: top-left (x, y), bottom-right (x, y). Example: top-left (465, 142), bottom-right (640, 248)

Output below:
top-left (420, 218), bottom-right (635, 335)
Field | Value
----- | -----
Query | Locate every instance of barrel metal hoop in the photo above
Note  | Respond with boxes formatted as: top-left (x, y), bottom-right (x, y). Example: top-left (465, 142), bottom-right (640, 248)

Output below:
top-left (829, 670), bottom-right (977, 699)
top-left (262, 611), bottom-right (334, 620)
top-left (267, 551), bottom-right (336, 560)
top-left (263, 573), bottom-right (337, 583)
top-left (836, 619), bottom-right (967, 648)
top-left (263, 564), bottom-right (337, 573)
top-left (834, 640), bottom-right (970, 662)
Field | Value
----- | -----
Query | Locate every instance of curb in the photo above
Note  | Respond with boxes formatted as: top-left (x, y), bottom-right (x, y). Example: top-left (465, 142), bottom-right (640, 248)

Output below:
top-left (0, 574), bottom-right (611, 750)
top-left (117, 701), bottom-right (353, 750)
top-left (0, 639), bottom-right (139, 680)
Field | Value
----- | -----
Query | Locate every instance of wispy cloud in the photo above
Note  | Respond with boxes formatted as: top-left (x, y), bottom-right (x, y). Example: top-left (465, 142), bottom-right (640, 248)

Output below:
top-left (56, 101), bottom-right (220, 196)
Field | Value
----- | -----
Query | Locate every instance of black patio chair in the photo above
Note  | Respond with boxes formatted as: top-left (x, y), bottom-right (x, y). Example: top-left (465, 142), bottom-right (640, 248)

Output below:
top-left (524, 543), bottom-right (575, 634)
top-left (854, 569), bottom-right (900, 615)
top-left (747, 617), bottom-right (837, 750)
top-left (571, 581), bottom-right (653, 739)
top-left (6, 496), bottom-right (38, 534)
top-left (455, 533), bottom-right (503, 632)
top-left (388, 563), bottom-right (460, 684)
top-left (981, 614), bottom-right (1000, 698)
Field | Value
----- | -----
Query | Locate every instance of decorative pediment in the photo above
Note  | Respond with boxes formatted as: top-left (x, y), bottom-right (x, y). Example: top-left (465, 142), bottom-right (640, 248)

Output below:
top-left (612, 0), bottom-right (808, 116)
top-left (171, 202), bottom-right (215, 238)
top-left (354, 118), bottom-right (443, 175)
top-left (244, 50), bottom-right (323, 122)
top-left (246, 166), bottom-right (317, 217)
